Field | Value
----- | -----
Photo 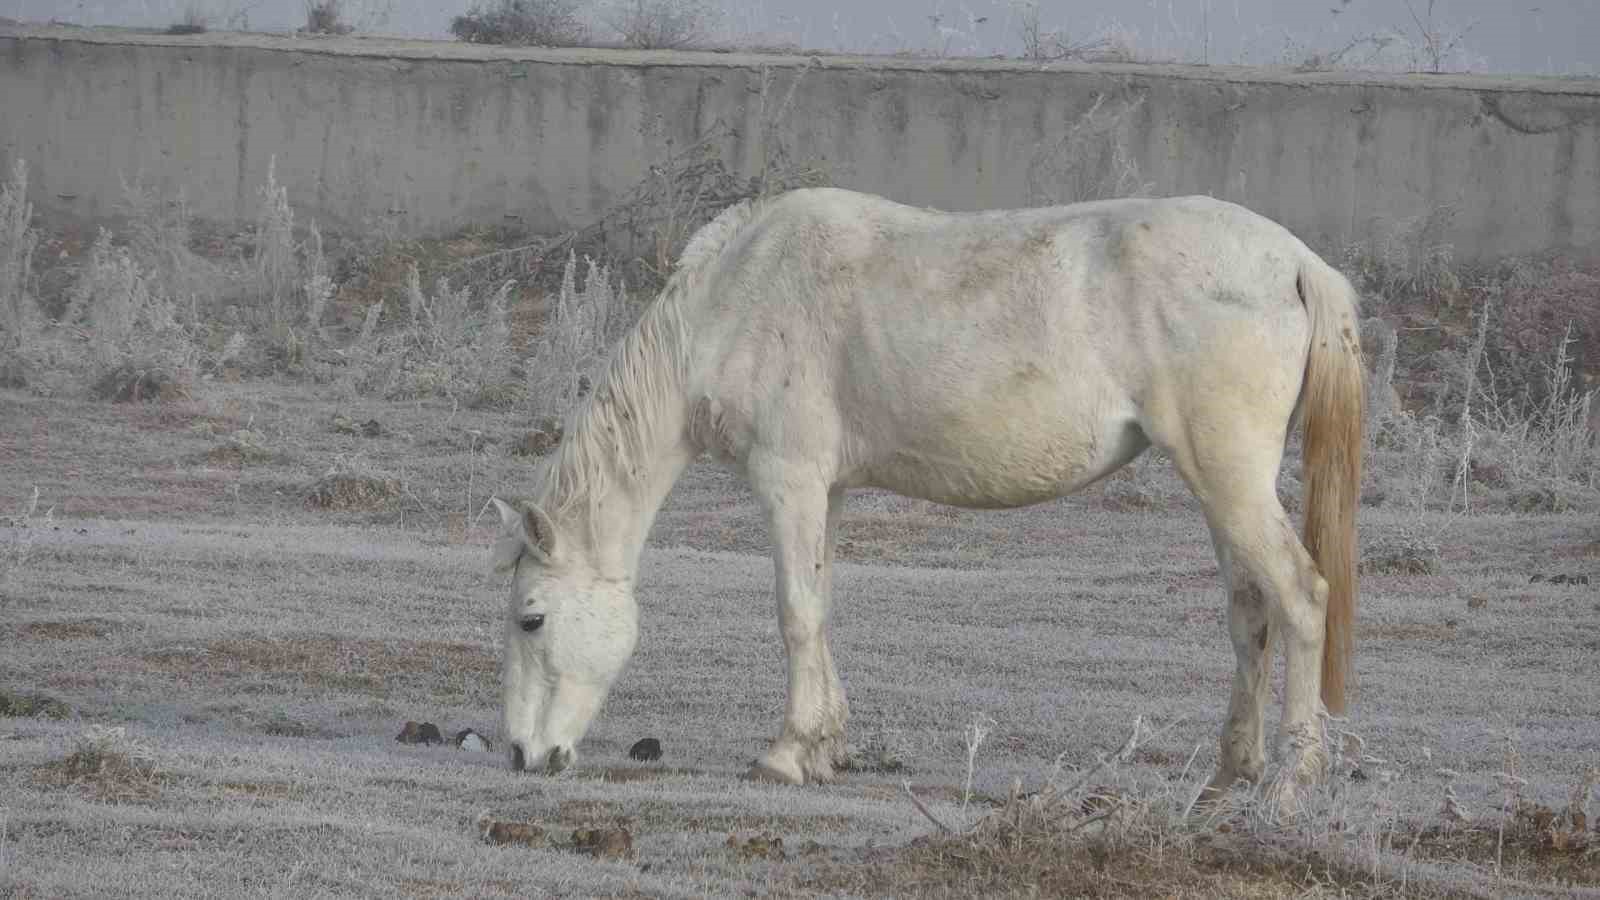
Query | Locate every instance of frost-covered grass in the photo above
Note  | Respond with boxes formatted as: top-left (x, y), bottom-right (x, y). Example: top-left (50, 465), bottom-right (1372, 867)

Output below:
top-left (1, 378), bottom-right (1597, 897)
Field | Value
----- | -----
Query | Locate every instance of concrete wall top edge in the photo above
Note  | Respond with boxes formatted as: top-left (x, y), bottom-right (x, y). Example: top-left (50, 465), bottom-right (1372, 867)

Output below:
top-left (4, 22), bottom-right (1599, 98)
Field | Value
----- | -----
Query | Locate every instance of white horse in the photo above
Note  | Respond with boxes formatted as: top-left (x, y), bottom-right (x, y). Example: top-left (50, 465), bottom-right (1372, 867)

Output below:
top-left (488, 187), bottom-right (1363, 807)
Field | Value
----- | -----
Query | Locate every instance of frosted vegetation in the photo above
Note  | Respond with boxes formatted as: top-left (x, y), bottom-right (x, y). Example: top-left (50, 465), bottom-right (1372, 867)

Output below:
top-left (2, 82), bottom-right (1598, 897)
top-left (9, 0), bottom-right (1591, 75)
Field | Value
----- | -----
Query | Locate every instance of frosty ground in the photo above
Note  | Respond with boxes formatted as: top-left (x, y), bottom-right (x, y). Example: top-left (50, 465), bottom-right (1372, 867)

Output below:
top-left (1, 381), bottom-right (1596, 898)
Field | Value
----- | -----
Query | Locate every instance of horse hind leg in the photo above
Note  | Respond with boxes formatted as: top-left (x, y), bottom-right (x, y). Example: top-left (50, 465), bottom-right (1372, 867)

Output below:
top-left (818, 485), bottom-right (850, 770)
top-left (745, 461), bottom-right (849, 785)
top-left (1161, 425), bottom-right (1330, 815)
top-left (1202, 491), bottom-right (1331, 812)
top-left (1198, 542), bottom-right (1274, 803)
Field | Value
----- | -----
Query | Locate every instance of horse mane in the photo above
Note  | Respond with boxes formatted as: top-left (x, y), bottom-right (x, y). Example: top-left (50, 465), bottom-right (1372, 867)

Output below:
top-left (529, 197), bottom-right (766, 524)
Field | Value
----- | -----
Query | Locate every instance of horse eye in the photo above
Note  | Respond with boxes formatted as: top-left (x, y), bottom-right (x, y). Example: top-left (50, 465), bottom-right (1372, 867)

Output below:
top-left (519, 614), bottom-right (545, 634)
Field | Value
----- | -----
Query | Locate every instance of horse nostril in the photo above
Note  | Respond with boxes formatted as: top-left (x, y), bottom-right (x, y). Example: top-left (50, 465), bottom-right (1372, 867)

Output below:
top-left (546, 746), bottom-right (571, 775)
top-left (519, 614), bottom-right (545, 633)
top-left (510, 743), bottom-right (526, 772)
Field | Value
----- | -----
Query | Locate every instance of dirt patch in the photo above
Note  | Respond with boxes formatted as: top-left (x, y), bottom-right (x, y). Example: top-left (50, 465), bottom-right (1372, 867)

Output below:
top-left (11, 617), bottom-right (121, 639)
top-left (136, 635), bottom-right (494, 691)
top-left (1362, 621), bottom-right (1462, 642)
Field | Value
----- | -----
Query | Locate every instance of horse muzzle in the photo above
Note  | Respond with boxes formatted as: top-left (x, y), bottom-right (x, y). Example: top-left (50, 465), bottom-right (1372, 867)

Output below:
top-left (509, 742), bottom-right (573, 775)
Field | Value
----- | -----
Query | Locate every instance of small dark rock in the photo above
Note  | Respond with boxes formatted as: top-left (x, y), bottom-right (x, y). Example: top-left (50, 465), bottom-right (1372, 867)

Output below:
top-left (628, 738), bottom-right (663, 761)
top-left (396, 721), bottom-right (444, 745)
top-left (1550, 573), bottom-right (1569, 585)
top-left (360, 419), bottom-right (383, 438)
top-left (1530, 573), bottom-right (1546, 583)
top-left (1349, 767), bottom-right (1368, 781)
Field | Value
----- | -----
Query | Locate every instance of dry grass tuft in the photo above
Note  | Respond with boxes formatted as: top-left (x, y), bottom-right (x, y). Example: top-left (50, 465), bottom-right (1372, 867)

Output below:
top-left (1360, 524), bottom-right (1442, 575)
top-left (726, 831), bottom-right (785, 860)
top-left (0, 686), bottom-right (74, 719)
top-left (0, 158), bottom-right (40, 356)
top-left (304, 454), bottom-right (402, 510)
top-left (479, 815), bottom-right (549, 848)
top-left (35, 726), bottom-right (164, 803)
top-left (843, 727), bottom-right (911, 774)
top-left (511, 417), bottom-right (565, 457)
top-left (1026, 93), bottom-right (1152, 208)
top-left (201, 429), bottom-right (282, 466)
top-left (1406, 787), bottom-right (1600, 886)
top-left (811, 829), bottom-right (1384, 899)
top-left (301, 0), bottom-right (354, 34)
top-left (569, 824), bottom-right (635, 860)
top-left (88, 363), bottom-right (192, 404)
top-left (2, 486), bottom-right (48, 586)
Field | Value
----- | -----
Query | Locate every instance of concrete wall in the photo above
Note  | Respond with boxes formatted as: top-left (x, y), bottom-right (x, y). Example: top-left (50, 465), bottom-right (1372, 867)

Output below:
top-left (3, 25), bottom-right (1598, 261)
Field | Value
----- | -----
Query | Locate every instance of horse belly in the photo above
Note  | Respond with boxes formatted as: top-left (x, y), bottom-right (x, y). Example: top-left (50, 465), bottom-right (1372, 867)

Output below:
top-left (854, 396), bottom-right (1146, 509)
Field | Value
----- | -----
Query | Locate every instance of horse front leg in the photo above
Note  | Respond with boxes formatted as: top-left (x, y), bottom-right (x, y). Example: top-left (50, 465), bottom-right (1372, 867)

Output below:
top-left (746, 464), bottom-right (848, 785)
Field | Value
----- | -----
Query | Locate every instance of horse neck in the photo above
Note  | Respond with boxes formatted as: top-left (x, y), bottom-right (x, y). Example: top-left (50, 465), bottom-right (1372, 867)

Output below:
top-left (542, 344), bottom-right (697, 583)
top-left (580, 415), bottom-right (695, 583)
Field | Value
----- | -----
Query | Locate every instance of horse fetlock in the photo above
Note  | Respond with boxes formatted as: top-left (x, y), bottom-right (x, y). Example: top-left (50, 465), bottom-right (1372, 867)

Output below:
top-left (752, 729), bottom-right (845, 786)
top-left (1220, 732), bottom-right (1266, 783)
top-left (1281, 742), bottom-right (1329, 785)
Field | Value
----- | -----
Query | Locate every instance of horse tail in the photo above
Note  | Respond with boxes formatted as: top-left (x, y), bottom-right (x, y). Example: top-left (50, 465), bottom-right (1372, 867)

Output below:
top-left (1296, 256), bottom-right (1365, 715)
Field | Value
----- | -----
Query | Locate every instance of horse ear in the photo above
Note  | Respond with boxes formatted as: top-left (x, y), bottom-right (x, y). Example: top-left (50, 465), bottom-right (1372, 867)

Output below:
top-left (489, 497), bottom-right (560, 571)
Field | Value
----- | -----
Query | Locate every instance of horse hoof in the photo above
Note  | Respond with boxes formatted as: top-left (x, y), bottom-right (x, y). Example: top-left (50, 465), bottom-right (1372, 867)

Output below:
top-left (744, 758), bottom-right (804, 786)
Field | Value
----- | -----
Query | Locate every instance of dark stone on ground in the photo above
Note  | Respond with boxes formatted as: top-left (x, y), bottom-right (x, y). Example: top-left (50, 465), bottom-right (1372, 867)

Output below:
top-left (396, 721), bottom-right (444, 745)
top-left (628, 737), bottom-right (663, 761)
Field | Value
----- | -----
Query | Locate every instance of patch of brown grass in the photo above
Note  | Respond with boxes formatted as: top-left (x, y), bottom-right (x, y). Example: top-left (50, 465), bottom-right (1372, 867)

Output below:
top-left (200, 429), bottom-right (285, 467)
top-left (1361, 526), bottom-right (1442, 575)
top-left (89, 364), bottom-right (191, 404)
top-left (1361, 621), bottom-right (1462, 642)
top-left (11, 617), bottom-right (120, 639)
top-left (34, 726), bottom-right (165, 803)
top-left (137, 635), bottom-right (494, 691)
top-left (1406, 799), bottom-right (1599, 887)
top-left (305, 470), bottom-right (401, 510)
top-left (800, 831), bottom-right (1401, 899)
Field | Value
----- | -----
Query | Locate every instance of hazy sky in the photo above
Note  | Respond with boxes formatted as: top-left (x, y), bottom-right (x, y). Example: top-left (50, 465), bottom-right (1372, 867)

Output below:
top-left (4, 0), bottom-right (1594, 75)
